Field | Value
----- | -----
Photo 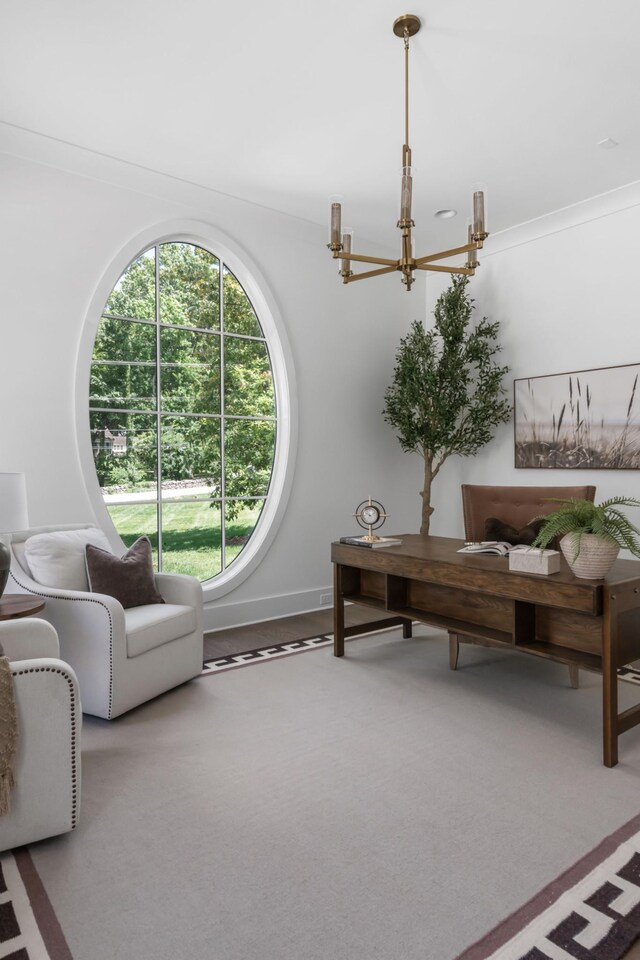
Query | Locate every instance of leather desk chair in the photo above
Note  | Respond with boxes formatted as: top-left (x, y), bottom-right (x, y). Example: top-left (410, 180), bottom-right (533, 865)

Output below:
top-left (451, 483), bottom-right (596, 688)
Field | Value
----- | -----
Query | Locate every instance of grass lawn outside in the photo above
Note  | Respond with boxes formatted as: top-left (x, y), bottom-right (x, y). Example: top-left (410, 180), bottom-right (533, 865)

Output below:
top-left (106, 500), bottom-right (262, 581)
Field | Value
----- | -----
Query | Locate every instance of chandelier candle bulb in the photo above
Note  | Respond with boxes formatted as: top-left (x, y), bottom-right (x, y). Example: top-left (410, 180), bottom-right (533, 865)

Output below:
top-left (341, 233), bottom-right (352, 277)
top-left (400, 170), bottom-right (413, 224)
top-left (473, 191), bottom-right (485, 239)
top-left (330, 202), bottom-right (342, 248)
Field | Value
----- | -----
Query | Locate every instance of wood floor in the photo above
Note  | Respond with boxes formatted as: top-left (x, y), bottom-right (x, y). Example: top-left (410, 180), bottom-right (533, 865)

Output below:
top-left (203, 605), bottom-right (398, 659)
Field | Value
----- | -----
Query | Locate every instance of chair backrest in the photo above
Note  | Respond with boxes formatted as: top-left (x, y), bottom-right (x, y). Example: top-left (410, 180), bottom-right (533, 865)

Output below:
top-left (9, 524), bottom-right (95, 579)
top-left (461, 484), bottom-right (597, 542)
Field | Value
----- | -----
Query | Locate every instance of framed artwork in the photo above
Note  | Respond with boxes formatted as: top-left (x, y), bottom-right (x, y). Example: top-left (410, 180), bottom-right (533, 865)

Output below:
top-left (514, 363), bottom-right (640, 469)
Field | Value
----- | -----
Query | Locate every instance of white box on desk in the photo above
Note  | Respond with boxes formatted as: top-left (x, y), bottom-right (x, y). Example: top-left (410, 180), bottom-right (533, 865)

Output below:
top-left (508, 547), bottom-right (561, 575)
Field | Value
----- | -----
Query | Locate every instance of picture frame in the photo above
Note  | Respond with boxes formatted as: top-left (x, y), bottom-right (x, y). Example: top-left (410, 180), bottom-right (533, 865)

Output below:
top-left (514, 362), bottom-right (640, 469)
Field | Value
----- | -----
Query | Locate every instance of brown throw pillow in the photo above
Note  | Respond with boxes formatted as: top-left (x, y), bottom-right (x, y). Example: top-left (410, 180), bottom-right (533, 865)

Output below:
top-left (85, 536), bottom-right (165, 609)
top-left (484, 516), bottom-right (545, 546)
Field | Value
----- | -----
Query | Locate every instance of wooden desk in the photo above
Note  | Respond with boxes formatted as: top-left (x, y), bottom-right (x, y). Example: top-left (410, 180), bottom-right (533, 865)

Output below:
top-left (0, 594), bottom-right (45, 620)
top-left (332, 534), bottom-right (640, 767)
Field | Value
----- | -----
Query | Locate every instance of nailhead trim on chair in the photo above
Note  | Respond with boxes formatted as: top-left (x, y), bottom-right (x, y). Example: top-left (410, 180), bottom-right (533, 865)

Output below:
top-left (10, 570), bottom-right (115, 720)
top-left (12, 664), bottom-right (81, 830)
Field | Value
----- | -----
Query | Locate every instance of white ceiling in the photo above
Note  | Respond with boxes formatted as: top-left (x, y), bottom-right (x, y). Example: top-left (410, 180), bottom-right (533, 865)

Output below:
top-left (2, 0), bottom-right (640, 252)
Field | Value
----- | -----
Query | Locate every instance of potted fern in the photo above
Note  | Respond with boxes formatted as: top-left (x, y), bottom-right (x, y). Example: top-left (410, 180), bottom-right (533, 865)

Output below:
top-left (531, 496), bottom-right (640, 579)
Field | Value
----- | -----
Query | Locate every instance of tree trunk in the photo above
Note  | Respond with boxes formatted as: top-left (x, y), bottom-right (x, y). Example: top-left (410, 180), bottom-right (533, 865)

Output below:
top-left (420, 456), bottom-right (434, 535)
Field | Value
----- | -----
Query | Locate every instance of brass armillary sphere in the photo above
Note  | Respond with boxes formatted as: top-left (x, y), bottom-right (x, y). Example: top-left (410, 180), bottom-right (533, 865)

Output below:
top-left (328, 14), bottom-right (488, 292)
top-left (354, 497), bottom-right (388, 541)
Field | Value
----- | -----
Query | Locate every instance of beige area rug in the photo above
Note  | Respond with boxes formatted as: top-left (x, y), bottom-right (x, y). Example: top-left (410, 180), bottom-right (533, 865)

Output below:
top-left (21, 627), bottom-right (640, 960)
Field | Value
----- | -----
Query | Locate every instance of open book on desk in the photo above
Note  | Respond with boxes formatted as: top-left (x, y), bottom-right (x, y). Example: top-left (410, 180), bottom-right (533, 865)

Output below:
top-left (457, 541), bottom-right (532, 556)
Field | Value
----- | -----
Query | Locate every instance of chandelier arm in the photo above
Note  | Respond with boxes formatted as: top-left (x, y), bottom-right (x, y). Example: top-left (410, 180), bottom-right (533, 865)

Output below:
top-left (344, 265), bottom-right (399, 283)
top-left (414, 241), bottom-right (481, 266)
top-left (337, 252), bottom-right (399, 267)
top-left (415, 263), bottom-right (475, 275)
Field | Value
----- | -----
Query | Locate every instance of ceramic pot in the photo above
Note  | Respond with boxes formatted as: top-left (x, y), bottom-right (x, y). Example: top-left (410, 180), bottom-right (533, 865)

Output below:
top-left (560, 532), bottom-right (619, 579)
top-left (0, 538), bottom-right (10, 598)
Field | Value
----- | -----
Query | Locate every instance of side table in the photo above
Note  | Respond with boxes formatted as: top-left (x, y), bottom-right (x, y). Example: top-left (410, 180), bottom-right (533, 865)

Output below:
top-left (0, 594), bottom-right (45, 620)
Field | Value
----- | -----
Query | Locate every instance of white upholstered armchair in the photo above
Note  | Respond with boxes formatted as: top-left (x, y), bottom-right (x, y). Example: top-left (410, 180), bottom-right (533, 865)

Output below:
top-left (6, 524), bottom-right (204, 720)
top-left (0, 618), bottom-right (81, 853)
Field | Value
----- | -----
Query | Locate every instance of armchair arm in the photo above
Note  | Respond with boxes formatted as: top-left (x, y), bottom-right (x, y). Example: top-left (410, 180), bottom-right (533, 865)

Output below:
top-left (154, 572), bottom-right (203, 609)
top-left (7, 562), bottom-right (127, 719)
top-left (0, 656), bottom-right (81, 851)
top-left (8, 562), bottom-right (126, 649)
top-left (0, 618), bottom-right (59, 661)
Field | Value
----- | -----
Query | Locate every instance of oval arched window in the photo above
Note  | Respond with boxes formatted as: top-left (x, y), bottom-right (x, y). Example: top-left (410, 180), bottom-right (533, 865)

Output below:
top-left (88, 241), bottom-right (278, 583)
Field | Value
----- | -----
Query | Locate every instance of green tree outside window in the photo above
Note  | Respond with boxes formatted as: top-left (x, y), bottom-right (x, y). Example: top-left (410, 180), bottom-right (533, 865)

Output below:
top-left (90, 242), bottom-right (277, 581)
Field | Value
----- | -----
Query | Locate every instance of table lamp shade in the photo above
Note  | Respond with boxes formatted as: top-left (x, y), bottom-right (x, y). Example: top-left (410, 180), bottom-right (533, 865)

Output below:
top-left (0, 473), bottom-right (28, 533)
top-left (0, 473), bottom-right (28, 599)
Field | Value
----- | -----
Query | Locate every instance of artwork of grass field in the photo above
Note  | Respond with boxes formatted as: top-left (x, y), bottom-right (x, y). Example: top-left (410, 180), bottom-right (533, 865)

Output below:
top-left (514, 364), bottom-right (640, 469)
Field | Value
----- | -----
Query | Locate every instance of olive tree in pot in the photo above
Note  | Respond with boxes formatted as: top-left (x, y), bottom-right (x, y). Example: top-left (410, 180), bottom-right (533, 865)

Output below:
top-left (383, 276), bottom-right (512, 534)
top-left (532, 496), bottom-right (640, 579)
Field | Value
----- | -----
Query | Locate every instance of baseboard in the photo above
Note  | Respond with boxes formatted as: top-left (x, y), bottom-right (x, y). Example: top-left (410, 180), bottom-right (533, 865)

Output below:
top-left (203, 587), bottom-right (333, 633)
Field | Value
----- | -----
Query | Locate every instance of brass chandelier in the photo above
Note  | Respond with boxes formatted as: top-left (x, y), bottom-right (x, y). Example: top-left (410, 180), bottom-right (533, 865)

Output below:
top-left (327, 14), bottom-right (488, 292)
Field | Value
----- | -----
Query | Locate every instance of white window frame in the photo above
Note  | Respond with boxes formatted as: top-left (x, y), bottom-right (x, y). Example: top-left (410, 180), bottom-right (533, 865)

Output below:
top-left (76, 219), bottom-right (297, 601)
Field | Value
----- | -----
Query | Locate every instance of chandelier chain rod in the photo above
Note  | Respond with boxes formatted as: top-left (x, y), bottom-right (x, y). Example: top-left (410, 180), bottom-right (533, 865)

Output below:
top-left (404, 28), bottom-right (410, 151)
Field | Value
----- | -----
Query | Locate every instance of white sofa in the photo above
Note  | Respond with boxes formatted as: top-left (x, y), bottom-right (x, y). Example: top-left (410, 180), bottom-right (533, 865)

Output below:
top-left (0, 618), bottom-right (81, 852)
top-left (6, 524), bottom-right (204, 720)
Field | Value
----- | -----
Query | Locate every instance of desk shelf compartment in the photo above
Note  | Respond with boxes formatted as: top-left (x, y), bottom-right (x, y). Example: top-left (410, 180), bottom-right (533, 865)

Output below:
top-left (337, 566), bottom-right (386, 607)
top-left (400, 578), bottom-right (514, 643)
top-left (514, 604), bottom-right (607, 672)
top-left (337, 567), bottom-right (411, 639)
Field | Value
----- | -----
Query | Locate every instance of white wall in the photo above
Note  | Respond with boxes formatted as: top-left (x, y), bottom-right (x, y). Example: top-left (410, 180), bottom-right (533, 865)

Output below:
top-left (8, 130), bottom-right (633, 630)
top-left (424, 181), bottom-right (640, 541)
top-left (0, 126), bottom-right (425, 630)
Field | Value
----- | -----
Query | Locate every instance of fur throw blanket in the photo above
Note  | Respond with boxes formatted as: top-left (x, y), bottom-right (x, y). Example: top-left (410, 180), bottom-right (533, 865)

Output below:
top-left (0, 639), bottom-right (17, 815)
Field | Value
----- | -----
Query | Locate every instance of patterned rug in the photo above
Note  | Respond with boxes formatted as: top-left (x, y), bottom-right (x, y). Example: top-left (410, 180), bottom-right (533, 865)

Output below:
top-left (6, 629), bottom-right (640, 960)
top-left (455, 812), bottom-right (640, 960)
top-left (201, 635), bottom-right (332, 674)
top-left (618, 666), bottom-right (640, 687)
top-left (0, 848), bottom-right (73, 959)
top-left (201, 622), bottom-right (419, 676)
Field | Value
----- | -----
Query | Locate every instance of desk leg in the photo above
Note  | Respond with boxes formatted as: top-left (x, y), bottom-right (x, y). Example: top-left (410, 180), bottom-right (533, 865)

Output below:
top-left (333, 564), bottom-right (345, 657)
top-left (602, 589), bottom-right (618, 768)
